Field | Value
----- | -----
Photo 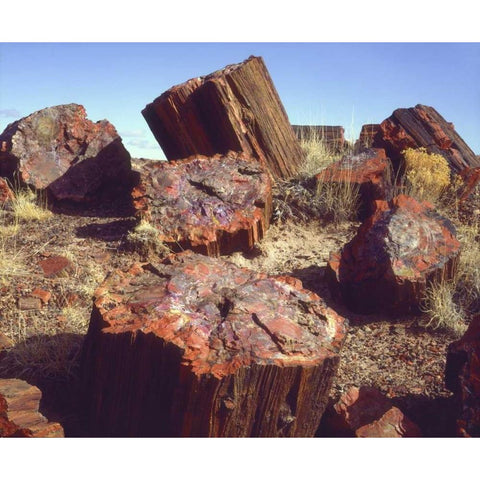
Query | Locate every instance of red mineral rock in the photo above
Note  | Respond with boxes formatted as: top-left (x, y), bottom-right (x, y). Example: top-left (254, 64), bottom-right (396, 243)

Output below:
top-left (0, 378), bottom-right (64, 437)
top-left (325, 194), bottom-right (460, 314)
top-left (445, 315), bottom-right (480, 437)
top-left (132, 152), bottom-right (272, 256)
top-left (80, 251), bottom-right (347, 437)
top-left (142, 56), bottom-right (304, 181)
top-left (38, 255), bottom-right (73, 278)
top-left (0, 177), bottom-right (14, 203)
top-left (0, 104), bottom-right (133, 202)
top-left (315, 148), bottom-right (392, 219)
top-left (373, 104), bottom-right (480, 174)
top-left (322, 386), bottom-right (421, 437)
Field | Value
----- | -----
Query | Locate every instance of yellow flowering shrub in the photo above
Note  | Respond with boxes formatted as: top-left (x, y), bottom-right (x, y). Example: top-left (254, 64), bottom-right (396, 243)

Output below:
top-left (402, 147), bottom-right (451, 203)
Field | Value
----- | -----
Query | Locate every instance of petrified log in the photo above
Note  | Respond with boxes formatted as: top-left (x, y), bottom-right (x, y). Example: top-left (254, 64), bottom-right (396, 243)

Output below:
top-left (321, 386), bottom-right (421, 437)
top-left (80, 252), bottom-right (347, 437)
top-left (0, 104), bottom-right (133, 202)
top-left (315, 148), bottom-right (392, 219)
top-left (445, 315), bottom-right (480, 437)
top-left (0, 378), bottom-right (64, 437)
top-left (131, 152), bottom-right (272, 256)
top-left (293, 125), bottom-right (345, 152)
top-left (354, 124), bottom-right (381, 151)
top-left (142, 56), bottom-right (304, 181)
top-left (326, 194), bottom-right (460, 314)
top-left (372, 104), bottom-right (480, 174)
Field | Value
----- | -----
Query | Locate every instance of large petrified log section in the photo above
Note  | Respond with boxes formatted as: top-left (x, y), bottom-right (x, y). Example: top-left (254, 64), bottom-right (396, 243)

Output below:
top-left (0, 378), bottom-right (64, 437)
top-left (445, 315), bottom-right (480, 437)
top-left (372, 104), bottom-right (480, 174)
top-left (80, 252), bottom-right (347, 437)
top-left (292, 125), bottom-right (345, 152)
top-left (326, 194), bottom-right (460, 314)
top-left (0, 104), bottom-right (133, 202)
top-left (131, 152), bottom-right (272, 256)
top-left (142, 56), bottom-right (304, 181)
top-left (315, 148), bottom-right (392, 219)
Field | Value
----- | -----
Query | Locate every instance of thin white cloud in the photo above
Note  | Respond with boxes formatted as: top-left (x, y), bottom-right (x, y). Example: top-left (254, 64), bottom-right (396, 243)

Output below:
top-left (119, 129), bottom-right (147, 138)
top-left (0, 108), bottom-right (21, 118)
top-left (126, 138), bottom-right (158, 149)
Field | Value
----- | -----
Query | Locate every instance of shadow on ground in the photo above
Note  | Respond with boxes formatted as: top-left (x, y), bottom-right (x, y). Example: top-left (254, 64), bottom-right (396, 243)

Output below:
top-left (76, 219), bottom-right (137, 242)
top-left (315, 392), bottom-right (459, 437)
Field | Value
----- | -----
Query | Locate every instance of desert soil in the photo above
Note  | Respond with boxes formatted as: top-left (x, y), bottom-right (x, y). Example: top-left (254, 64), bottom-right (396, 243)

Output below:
top-left (0, 182), bottom-right (462, 437)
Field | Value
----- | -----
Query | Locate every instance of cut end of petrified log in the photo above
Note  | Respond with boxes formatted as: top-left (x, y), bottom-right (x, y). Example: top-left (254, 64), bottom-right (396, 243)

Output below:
top-left (81, 252), bottom-right (347, 436)
top-left (131, 152), bottom-right (272, 256)
top-left (92, 252), bottom-right (345, 378)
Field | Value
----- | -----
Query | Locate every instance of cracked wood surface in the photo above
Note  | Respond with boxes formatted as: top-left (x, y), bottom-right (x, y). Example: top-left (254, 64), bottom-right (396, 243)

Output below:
top-left (80, 251), bottom-right (347, 436)
top-left (132, 152), bottom-right (272, 256)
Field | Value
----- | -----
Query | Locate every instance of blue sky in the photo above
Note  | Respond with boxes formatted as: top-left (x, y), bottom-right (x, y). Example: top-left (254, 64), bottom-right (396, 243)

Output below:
top-left (1, 42), bottom-right (479, 159)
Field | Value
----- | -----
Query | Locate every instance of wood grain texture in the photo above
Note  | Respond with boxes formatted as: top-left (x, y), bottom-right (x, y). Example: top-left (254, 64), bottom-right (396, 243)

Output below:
top-left (373, 104), bottom-right (480, 173)
top-left (142, 56), bottom-right (304, 181)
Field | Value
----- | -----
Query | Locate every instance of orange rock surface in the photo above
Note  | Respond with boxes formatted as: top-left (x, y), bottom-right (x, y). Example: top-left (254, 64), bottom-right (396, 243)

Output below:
top-left (80, 251), bottom-right (347, 437)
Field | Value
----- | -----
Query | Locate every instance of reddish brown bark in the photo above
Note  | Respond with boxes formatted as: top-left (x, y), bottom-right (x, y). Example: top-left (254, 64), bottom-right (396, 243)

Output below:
top-left (142, 56), bottom-right (304, 181)
top-left (373, 104), bottom-right (480, 174)
top-left (80, 252), bottom-right (347, 437)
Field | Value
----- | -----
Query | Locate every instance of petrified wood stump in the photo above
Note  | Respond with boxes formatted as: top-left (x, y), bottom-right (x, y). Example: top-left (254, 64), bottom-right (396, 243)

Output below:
top-left (0, 378), bottom-right (64, 437)
top-left (142, 56), bottom-right (304, 181)
top-left (315, 148), bottom-right (392, 219)
top-left (0, 104), bottom-right (132, 202)
top-left (372, 104), bottom-right (480, 174)
top-left (80, 252), bottom-right (347, 437)
top-left (326, 194), bottom-right (460, 314)
top-left (445, 315), bottom-right (480, 437)
top-left (132, 152), bottom-right (272, 256)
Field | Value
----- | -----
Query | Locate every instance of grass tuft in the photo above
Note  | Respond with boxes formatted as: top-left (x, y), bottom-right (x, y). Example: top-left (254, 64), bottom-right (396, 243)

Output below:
top-left (126, 219), bottom-right (171, 259)
top-left (420, 280), bottom-right (466, 336)
top-left (11, 189), bottom-right (52, 221)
